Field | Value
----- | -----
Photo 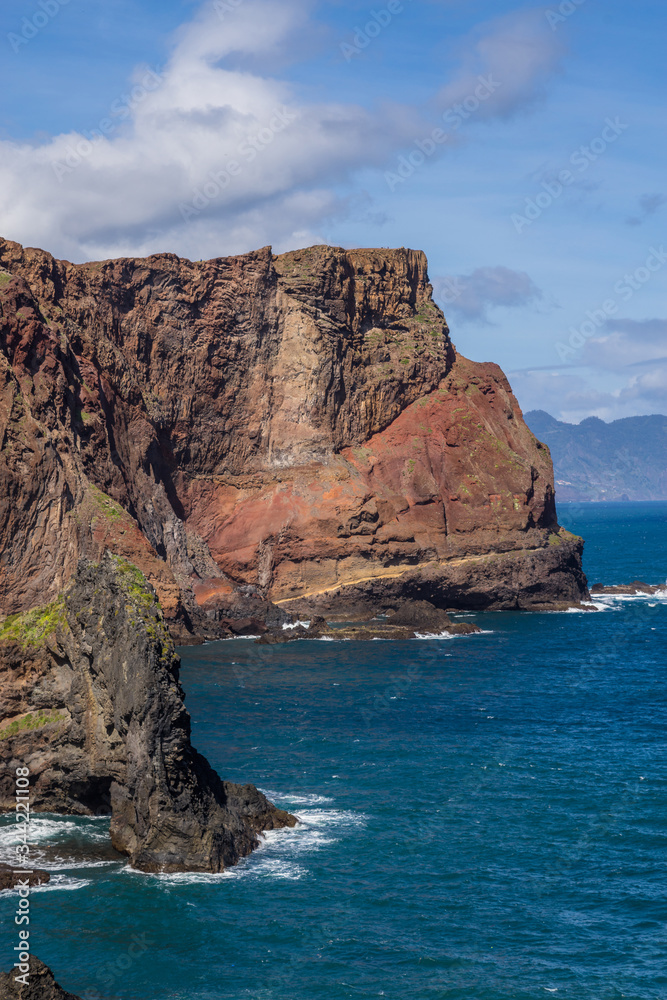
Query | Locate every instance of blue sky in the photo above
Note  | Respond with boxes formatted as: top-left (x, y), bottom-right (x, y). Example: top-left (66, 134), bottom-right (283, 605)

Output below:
top-left (1, 0), bottom-right (665, 422)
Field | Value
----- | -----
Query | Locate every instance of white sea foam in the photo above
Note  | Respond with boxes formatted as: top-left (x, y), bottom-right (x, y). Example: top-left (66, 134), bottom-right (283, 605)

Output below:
top-left (0, 814), bottom-right (110, 847)
top-left (260, 791), bottom-right (335, 806)
top-left (413, 630), bottom-right (456, 640)
top-left (292, 808), bottom-right (368, 829)
top-left (282, 620), bottom-right (310, 630)
top-left (563, 601), bottom-right (609, 613)
top-left (31, 875), bottom-right (92, 893)
top-left (413, 628), bottom-right (493, 639)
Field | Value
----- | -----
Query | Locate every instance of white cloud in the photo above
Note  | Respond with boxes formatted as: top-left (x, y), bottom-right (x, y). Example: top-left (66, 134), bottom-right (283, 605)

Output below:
top-left (510, 351), bottom-right (667, 424)
top-left (0, 0), bottom-right (418, 261)
top-left (0, 2), bottom-right (566, 263)
top-left (580, 318), bottom-right (667, 371)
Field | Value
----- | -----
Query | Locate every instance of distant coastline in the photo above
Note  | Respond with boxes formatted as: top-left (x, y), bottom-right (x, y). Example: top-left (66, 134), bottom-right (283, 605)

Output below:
top-left (526, 410), bottom-right (667, 503)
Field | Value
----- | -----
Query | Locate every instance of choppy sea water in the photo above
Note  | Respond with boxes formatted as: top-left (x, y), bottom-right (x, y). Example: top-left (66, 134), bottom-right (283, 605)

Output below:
top-left (1, 501), bottom-right (666, 1000)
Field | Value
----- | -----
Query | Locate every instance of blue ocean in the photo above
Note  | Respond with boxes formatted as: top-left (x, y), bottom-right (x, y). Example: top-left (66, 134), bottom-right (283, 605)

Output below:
top-left (2, 501), bottom-right (666, 1000)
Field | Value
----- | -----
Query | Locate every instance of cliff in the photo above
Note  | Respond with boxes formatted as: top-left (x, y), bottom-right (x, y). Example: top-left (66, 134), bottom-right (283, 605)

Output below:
top-left (526, 410), bottom-right (667, 502)
top-left (0, 239), bottom-right (588, 630)
top-left (0, 553), bottom-right (295, 872)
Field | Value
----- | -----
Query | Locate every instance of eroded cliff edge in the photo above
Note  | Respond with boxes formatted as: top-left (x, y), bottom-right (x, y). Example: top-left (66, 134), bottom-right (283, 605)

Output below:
top-left (0, 553), bottom-right (295, 872)
top-left (0, 239), bottom-right (588, 632)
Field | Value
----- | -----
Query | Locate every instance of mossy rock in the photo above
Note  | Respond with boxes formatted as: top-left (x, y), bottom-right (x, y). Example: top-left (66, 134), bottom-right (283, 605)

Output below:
top-left (0, 597), bottom-right (68, 648)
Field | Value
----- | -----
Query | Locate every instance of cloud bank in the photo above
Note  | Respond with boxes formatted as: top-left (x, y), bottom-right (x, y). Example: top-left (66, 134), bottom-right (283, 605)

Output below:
top-left (0, 2), bottom-right (566, 262)
top-left (510, 317), bottom-right (667, 422)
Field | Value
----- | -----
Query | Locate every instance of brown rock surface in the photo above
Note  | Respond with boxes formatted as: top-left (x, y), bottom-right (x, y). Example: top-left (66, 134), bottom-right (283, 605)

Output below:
top-left (0, 239), bottom-right (588, 634)
top-left (0, 866), bottom-right (50, 891)
top-left (0, 957), bottom-right (81, 1000)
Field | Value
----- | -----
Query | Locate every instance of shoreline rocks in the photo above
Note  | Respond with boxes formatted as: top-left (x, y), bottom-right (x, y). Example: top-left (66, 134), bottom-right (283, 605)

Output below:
top-left (0, 866), bottom-right (50, 892)
top-left (0, 554), bottom-right (295, 873)
top-left (591, 581), bottom-right (664, 596)
top-left (255, 600), bottom-right (483, 643)
top-left (0, 958), bottom-right (81, 999)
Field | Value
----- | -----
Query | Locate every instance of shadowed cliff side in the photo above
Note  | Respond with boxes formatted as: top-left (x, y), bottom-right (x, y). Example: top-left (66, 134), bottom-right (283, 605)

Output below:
top-left (0, 239), bottom-right (588, 631)
top-left (0, 553), bottom-right (295, 872)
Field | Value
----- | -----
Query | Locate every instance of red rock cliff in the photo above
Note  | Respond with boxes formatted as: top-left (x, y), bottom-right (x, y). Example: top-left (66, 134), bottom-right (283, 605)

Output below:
top-left (0, 239), bottom-right (587, 631)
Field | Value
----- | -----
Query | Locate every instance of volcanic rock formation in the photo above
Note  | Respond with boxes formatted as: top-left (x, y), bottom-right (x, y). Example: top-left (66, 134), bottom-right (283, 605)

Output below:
top-left (0, 553), bottom-right (295, 872)
top-left (0, 238), bottom-right (588, 631)
top-left (0, 957), bottom-right (81, 1000)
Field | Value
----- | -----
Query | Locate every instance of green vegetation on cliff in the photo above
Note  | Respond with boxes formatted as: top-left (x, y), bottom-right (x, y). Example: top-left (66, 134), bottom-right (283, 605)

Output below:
top-left (0, 597), bottom-right (67, 648)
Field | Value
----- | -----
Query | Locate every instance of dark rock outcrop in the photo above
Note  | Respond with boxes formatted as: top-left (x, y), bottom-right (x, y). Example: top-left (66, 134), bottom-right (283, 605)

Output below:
top-left (0, 239), bottom-right (588, 637)
top-left (255, 601), bottom-right (481, 642)
top-left (591, 581), bottom-right (663, 596)
top-left (385, 600), bottom-right (453, 630)
top-left (0, 554), bottom-right (295, 872)
top-left (0, 958), bottom-right (80, 1000)
top-left (0, 866), bottom-right (50, 891)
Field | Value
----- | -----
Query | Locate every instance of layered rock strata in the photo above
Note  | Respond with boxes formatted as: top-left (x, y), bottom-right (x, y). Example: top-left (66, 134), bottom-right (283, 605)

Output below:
top-left (0, 554), bottom-right (295, 872)
top-left (0, 239), bottom-right (588, 634)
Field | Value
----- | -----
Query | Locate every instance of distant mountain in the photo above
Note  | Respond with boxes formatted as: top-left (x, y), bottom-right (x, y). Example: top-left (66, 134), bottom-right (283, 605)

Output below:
top-left (525, 411), bottom-right (667, 502)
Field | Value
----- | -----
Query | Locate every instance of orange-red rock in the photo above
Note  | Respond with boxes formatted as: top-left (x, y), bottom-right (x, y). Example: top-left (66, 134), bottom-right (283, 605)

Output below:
top-left (0, 239), bottom-right (587, 633)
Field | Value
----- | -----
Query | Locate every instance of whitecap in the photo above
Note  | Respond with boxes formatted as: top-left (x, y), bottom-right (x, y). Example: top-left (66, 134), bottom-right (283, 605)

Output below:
top-left (292, 809), bottom-right (368, 829)
top-left (32, 875), bottom-right (92, 892)
top-left (260, 791), bottom-right (335, 807)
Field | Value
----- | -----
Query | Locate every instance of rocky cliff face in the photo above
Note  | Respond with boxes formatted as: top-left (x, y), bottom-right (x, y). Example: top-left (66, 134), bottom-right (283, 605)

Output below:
top-left (0, 554), bottom-right (295, 872)
top-left (0, 238), bottom-right (588, 632)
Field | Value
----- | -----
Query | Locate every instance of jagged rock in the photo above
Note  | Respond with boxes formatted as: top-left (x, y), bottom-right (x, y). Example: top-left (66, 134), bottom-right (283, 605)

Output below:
top-left (0, 866), bottom-right (50, 891)
top-left (255, 615), bottom-right (333, 644)
top-left (446, 622), bottom-right (482, 635)
top-left (255, 607), bottom-right (481, 643)
top-left (385, 600), bottom-right (453, 629)
top-left (0, 239), bottom-right (588, 639)
top-left (0, 554), bottom-right (295, 872)
top-left (0, 957), bottom-right (80, 1000)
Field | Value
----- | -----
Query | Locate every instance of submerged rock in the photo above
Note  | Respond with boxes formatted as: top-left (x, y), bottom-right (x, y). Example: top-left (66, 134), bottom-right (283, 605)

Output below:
top-left (0, 554), bottom-right (295, 873)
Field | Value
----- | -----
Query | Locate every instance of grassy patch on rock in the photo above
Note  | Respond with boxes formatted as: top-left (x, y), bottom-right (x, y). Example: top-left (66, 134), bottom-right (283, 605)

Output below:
top-left (0, 597), bottom-right (67, 648)
top-left (0, 710), bottom-right (67, 740)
